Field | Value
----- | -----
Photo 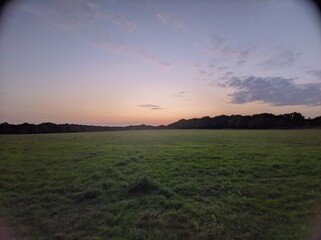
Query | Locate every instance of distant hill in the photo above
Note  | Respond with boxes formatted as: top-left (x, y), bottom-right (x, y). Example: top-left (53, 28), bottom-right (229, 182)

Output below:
top-left (1, 112), bottom-right (321, 134)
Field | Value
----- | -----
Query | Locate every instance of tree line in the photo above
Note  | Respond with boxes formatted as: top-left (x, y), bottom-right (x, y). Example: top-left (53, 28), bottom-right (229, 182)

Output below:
top-left (0, 123), bottom-right (154, 134)
top-left (165, 112), bottom-right (321, 129)
top-left (0, 112), bottom-right (320, 134)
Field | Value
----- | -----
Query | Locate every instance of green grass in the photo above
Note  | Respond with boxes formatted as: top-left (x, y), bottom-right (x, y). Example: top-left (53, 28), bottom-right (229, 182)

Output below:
top-left (1, 130), bottom-right (321, 240)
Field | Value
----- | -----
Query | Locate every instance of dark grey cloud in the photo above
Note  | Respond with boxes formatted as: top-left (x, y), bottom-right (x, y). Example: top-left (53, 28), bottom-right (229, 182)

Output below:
top-left (227, 76), bottom-right (321, 106)
top-left (307, 69), bottom-right (321, 79)
top-left (137, 104), bottom-right (163, 110)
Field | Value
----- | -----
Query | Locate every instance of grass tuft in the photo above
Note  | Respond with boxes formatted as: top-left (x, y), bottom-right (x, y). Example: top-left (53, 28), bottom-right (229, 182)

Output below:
top-left (83, 188), bottom-right (102, 200)
top-left (128, 176), bottom-right (159, 194)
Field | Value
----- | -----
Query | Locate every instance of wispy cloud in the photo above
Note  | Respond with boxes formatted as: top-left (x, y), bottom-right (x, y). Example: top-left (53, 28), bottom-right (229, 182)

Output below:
top-left (156, 12), bottom-right (186, 30)
top-left (200, 36), bottom-right (256, 65)
top-left (172, 91), bottom-right (185, 98)
top-left (225, 71), bottom-right (234, 75)
top-left (104, 12), bottom-right (139, 33)
top-left (195, 35), bottom-right (307, 92)
top-left (199, 69), bottom-right (207, 75)
top-left (198, 36), bottom-right (302, 74)
top-left (17, 0), bottom-right (140, 34)
top-left (84, 0), bottom-right (98, 9)
top-left (16, 0), bottom-right (102, 31)
top-left (227, 75), bottom-right (321, 106)
top-left (306, 69), bottom-right (321, 79)
top-left (258, 47), bottom-right (301, 69)
top-left (194, 36), bottom-right (259, 84)
top-left (217, 66), bottom-right (229, 71)
top-left (137, 104), bottom-right (163, 110)
top-left (93, 37), bottom-right (171, 67)
top-left (208, 62), bottom-right (216, 69)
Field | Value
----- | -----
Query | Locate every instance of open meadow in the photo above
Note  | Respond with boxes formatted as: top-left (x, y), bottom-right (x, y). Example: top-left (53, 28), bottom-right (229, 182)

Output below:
top-left (1, 130), bottom-right (321, 240)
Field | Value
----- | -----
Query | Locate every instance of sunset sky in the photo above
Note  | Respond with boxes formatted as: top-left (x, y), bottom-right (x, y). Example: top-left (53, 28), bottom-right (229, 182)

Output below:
top-left (0, 0), bottom-right (321, 126)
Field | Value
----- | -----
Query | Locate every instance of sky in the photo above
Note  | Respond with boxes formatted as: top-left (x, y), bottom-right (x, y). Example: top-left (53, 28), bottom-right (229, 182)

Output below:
top-left (0, 0), bottom-right (321, 126)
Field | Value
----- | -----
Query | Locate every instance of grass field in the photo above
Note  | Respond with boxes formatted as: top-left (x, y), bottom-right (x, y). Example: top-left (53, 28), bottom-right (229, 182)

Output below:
top-left (1, 130), bottom-right (321, 240)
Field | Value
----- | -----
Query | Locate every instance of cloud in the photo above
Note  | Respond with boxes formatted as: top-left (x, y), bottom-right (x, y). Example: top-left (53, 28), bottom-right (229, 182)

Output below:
top-left (201, 36), bottom-right (237, 61)
top-left (259, 48), bottom-right (301, 69)
top-left (208, 63), bottom-right (216, 69)
top-left (105, 13), bottom-right (138, 33)
top-left (203, 36), bottom-right (225, 52)
top-left (237, 60), bottom-right (247, 65)
top-left (17, 1), bottom-right (141, 34)
top-left (93, 37), bottom-right (171, 67)
top-left (225, 71), bottom-right (234, 75)
top-left (217, 66), bottom-right (229, 71)
top-left (200, 36), bottom-right (255, 65)
top-left (172, 91), bottom-right (185, 98)
top-left (307, 69), bottom-right (321, 79)
top-left (227, 76), bottom-right (321, 106)
top-left (137, 104), bottom-right (163, 110)
top-left (195, 37), bottom-right (306, 92)
top-left (156, 12), bottom-right (186, 30)
top-left (84, 0), bottom-right (98, 9)
top-left (199, 36), bottom-right (303, 73)
top-left (17, 0), bottom-right (102, 31)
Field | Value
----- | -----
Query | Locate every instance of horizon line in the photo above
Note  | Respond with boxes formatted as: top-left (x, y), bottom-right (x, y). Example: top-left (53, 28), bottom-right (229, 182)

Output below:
top-left (1, 112), bottom-right (320, 127)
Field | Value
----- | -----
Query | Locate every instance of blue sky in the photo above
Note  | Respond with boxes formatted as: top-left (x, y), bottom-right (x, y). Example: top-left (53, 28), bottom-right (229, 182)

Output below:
top-left (0, 0), bottom-right (320, 125)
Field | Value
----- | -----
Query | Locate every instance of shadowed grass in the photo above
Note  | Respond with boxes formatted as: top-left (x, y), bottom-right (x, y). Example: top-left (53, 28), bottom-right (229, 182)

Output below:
top-left (128, 176), bottom-right (159, 195)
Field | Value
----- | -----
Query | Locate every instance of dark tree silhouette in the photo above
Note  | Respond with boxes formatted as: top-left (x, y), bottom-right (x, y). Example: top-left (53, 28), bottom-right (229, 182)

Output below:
top-left (0, 112), bottom-right (320, 134)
